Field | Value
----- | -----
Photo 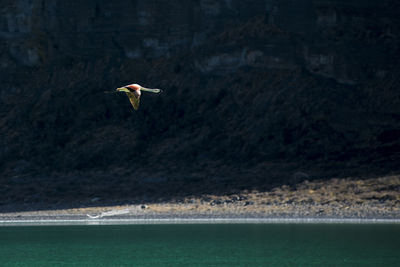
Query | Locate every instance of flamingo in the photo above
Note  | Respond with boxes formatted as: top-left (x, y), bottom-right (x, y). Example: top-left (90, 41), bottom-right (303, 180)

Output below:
top-left (108, 83), bottom-right (162, 110)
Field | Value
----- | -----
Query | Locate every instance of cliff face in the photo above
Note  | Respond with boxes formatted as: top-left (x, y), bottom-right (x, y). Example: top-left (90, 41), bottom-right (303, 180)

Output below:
top-left (1, 0), bottom-right (399, 205)
top-left (2, 1), bottom-right (399, 79)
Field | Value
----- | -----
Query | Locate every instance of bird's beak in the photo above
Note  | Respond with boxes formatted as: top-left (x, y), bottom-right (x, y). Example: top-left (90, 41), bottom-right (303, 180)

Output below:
top-left (116, 87), bottom-right (129, 92)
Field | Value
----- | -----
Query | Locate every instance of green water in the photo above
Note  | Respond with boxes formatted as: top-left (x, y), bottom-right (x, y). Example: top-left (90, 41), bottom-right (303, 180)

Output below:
top-left (0, 224), bottom-right (399, 266)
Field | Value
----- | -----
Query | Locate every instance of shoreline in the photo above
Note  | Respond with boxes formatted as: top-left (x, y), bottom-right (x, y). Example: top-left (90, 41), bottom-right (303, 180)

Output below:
top-left (1, 206), bottom-right (399, 226)
top-left (1, 217), bottom-right (400, 226)
top-left (1, 175), bottom-right (398, 226)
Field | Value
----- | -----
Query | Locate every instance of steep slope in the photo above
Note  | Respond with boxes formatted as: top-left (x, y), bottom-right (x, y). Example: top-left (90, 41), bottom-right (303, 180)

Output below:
top-left (0, 0), bottom-right (399, 206)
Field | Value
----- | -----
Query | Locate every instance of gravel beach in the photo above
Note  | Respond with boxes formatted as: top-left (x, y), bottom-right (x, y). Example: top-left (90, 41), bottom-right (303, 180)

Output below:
top-left (0, 176), bottom-right (400, 225)
top-left (1, 175), bottom-right (399, 225)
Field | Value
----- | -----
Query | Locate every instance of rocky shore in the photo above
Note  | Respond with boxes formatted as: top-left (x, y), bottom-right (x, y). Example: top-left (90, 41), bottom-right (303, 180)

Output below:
top-left (1, 175), bottom-right (398, 224)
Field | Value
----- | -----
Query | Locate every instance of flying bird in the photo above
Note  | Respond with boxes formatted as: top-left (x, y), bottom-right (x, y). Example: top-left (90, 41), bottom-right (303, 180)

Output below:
top-left (110, 83), bottom-right (162, 110)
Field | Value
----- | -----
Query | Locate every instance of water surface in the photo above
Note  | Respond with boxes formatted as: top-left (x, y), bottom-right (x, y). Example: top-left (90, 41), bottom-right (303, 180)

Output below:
top-left (0, 224), bottom-right (399, 266)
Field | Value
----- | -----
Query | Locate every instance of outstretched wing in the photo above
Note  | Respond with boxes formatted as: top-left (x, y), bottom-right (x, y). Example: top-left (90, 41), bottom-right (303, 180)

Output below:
top-left (126, 92), bottom-right (140, 110)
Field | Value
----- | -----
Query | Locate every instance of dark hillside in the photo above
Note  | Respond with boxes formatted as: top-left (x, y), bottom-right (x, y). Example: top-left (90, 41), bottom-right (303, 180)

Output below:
top-left (0, 0), bottom-right (399, 209)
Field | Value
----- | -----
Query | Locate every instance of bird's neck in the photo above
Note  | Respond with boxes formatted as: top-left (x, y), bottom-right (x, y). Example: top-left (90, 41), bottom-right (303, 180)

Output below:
top-left (140, 87), bottom-right (161, 93)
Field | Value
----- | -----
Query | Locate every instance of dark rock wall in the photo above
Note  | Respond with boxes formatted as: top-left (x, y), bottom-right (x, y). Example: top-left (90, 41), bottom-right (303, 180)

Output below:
top-left (1, 0), bottom-right (399, 201)
top-left (3, 1), bottom-right (399, 79)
